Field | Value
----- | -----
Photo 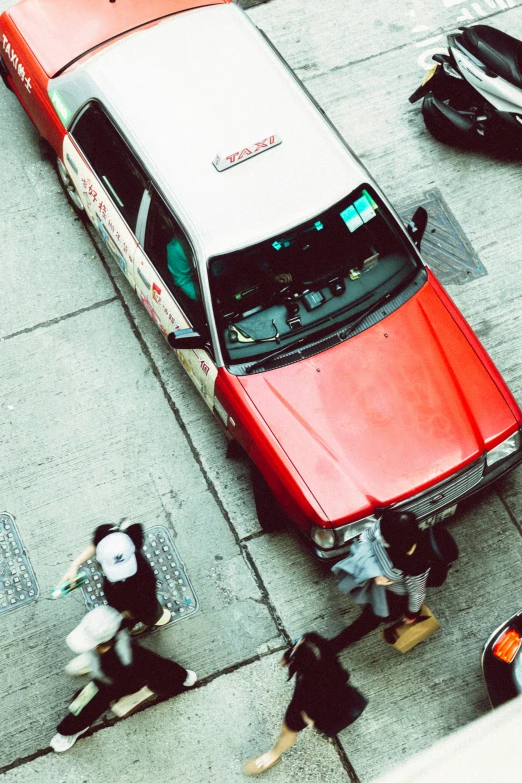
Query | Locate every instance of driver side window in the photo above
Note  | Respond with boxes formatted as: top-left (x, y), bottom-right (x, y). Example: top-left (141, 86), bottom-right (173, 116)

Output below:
top-left (144, 190), bottom-right (203, 328)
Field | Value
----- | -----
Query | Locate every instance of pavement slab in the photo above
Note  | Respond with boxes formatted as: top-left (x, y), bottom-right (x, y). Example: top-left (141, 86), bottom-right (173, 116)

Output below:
top-left (247, 0), bottom-right (514, 79)
top-left (0, 90), bottom-right (115, 338)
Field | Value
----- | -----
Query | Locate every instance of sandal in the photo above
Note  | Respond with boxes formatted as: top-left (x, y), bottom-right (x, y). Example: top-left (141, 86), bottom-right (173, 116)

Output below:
top-left (243, 755), bottom-right (281, 776)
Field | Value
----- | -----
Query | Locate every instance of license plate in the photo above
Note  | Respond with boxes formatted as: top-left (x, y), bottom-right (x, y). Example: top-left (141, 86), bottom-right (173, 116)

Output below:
top-left (422, 63), bottom-right (439, 86)
top-left (419, 504), bottom-right (457, 530)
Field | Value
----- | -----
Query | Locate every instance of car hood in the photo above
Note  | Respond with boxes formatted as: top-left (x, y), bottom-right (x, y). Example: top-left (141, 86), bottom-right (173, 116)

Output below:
top-left (238, 282), bottom-right (516, 523)
top-left (8, 0), bottom-right (223, 77)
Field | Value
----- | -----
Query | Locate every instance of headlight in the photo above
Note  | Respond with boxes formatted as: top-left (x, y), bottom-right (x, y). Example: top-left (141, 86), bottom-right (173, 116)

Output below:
top-left (310, 516), bottom-right (376, 549)
top-left (310, 526), bottom-right (336, 549)
top-left (486, 430), bottom-right (520, 468)
top-left (334, 516), bottom-right (377, 545)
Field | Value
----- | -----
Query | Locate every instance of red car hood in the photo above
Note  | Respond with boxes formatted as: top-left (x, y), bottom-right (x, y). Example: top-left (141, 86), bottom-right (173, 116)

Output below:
top-left (238, 282), bottom-right (516, 524)
top-left (9, 0), bottom-right (224, 77)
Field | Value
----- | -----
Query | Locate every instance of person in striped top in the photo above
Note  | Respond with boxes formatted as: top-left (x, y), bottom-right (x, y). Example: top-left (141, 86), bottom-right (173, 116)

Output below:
top-left (330, 511), bottom-right (431, 653)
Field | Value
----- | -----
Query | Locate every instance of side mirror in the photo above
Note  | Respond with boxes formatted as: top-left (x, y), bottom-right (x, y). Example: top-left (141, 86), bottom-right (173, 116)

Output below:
top-left (406, 206), bottom-right (428, 249)
top-left (168, 328), bottom-right (206, 350)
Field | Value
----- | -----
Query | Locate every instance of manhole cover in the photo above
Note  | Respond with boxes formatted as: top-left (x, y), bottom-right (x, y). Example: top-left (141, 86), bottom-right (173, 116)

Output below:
top-left (80, 525), bottom-right (198, 629)
top-left (398, 189), bottom-right (487, 285)
top-left (0, 512), bottom-right (39, 614)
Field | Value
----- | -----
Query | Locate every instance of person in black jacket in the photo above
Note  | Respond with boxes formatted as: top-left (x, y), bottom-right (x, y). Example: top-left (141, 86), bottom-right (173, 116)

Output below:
top-left (50, 605), bottom-right (197, 752)
top-left (60, 521), bottom-right (170, 636)
top-left (243, 633), bottom-right (366, 776)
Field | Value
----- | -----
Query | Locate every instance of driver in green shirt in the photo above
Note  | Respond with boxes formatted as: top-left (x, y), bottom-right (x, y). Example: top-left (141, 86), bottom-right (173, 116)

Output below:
top-left (167, 237), bottom-right (198, 300)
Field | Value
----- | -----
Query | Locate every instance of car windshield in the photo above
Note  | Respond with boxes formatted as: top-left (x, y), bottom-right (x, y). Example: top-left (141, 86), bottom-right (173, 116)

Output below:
top-left (208, 186), bottom-right (422, 368)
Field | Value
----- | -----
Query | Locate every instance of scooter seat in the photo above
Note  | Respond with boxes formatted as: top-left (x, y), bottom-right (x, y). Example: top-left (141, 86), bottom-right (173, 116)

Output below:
top-left (461, 24), bottom-right (522, 89)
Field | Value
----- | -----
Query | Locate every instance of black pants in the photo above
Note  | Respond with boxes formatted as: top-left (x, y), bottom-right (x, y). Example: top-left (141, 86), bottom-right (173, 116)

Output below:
top-left (57, 683), bottom-right (120, 736)
top-left (57, 650), bottom-right (188, 736)
top-left (330, 592), bottom-right (408, 653)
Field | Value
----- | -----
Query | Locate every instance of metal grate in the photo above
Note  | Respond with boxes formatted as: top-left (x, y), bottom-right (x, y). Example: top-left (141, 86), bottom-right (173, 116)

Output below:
top-left (80, 525), bottom-right (198, 629)
top-left (393, 458), bottom-right (484, 519)
top-left (0, 512), bottom-right (39, 615)
top-left (398, 189), bottom-right (487, 285)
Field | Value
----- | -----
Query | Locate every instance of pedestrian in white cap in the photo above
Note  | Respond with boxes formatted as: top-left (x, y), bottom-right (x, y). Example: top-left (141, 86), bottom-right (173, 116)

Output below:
top-left (50, 606), bottom-right (197, 752)
top-left (60, 521), bottom-right (170, 635)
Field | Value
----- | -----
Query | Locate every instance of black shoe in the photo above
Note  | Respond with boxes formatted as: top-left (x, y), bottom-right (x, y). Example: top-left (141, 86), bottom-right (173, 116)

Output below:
top-left (383, 625), bottom-right (398, 645)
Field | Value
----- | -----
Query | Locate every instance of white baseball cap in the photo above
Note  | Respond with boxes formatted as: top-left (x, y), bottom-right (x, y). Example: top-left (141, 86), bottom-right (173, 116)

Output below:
top-left (96, 531), bottom-right (137, 583)
top-left (66, 606), bottom-right (123, 653)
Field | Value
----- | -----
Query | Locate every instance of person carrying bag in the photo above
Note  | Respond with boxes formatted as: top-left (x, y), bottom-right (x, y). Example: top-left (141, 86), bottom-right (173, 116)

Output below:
top-left (330, 511), bottom-right (434, 653)
top-left (243, 633), bottom-right (367, 776)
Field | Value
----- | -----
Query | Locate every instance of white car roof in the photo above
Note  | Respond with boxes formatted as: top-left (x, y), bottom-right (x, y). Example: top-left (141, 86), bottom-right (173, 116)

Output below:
top-left (54, 3), bottom-right (368, 259)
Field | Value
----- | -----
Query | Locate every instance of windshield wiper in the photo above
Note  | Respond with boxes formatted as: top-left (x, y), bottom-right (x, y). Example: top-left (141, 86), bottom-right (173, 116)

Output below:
top-left (339, 272), bottom-right (418, 341)
top-left (244, 275), bottom-right (416, 374)
top-left (244, 292), bottom-right (392, 374)
top-left (244, 318), bottom-right (342, 374)
top-left (244, 335), bottom-right (310, 374)
top-left (338, 291), bottom-right (393, 342)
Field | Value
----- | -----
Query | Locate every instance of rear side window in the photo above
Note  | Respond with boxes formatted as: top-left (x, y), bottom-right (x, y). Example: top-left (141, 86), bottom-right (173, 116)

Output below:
top-left (71, 103), bottom-right (147, 230)
top-left (144, 190), bottom-right (204, 329)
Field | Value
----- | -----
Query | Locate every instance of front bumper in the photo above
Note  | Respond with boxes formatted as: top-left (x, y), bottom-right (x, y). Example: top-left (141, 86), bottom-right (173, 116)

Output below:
top-left (298, 444), bottom-right (522, 562)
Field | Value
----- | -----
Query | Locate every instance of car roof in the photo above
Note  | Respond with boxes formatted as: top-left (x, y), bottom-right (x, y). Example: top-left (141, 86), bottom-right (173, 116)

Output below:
top-left (53, 3), bottom-right (369, 259)
top-left (9, 0), bottom-right (225, 77)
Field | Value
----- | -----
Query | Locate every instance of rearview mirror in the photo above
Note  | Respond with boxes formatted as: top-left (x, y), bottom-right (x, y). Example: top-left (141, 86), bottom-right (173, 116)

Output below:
top-left (168, 328), bottom-right (206, 350)
top-left (406, 206), bottom-right (428, 249)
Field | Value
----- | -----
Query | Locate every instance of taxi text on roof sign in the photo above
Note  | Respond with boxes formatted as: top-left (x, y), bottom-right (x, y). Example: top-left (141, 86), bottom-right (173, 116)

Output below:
top-left (213, 134), bottom-right (282, 171)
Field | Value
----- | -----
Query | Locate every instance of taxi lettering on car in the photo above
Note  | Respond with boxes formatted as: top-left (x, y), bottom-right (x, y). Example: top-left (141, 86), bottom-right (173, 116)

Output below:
top-left (2, 0), bottom-right (521, 558)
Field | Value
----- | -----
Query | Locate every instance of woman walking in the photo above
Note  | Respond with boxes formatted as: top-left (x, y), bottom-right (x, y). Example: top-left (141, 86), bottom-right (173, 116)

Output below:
top-left (243, 632), bottom-right (366, 776)
top-left (51, 605), bottom-right (197, 752)
top-left (330, 510), bottom-right (431, 653)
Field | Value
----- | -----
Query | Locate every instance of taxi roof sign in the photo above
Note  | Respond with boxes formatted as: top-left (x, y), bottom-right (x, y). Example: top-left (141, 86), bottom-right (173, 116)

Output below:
top-left (213, 134), bottom-right (281, 171)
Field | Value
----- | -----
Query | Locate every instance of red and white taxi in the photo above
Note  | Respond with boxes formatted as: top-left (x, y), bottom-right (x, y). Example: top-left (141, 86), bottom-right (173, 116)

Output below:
top-left (2, 0), bottom-right (521, 558)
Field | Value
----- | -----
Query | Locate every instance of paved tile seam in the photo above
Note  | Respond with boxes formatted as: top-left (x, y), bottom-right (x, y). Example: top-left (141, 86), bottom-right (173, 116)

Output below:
top-left (496, 484), bottom-right (522, 538)
top-left (1, 296), bottom-right (119, 341)
top-left (241, 529), bottom-right (267, 544)
top-left (330, 736), bottom-right (361, 783)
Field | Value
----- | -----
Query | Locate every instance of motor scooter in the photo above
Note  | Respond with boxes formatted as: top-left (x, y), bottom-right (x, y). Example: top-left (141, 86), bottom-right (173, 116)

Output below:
top-left (409, 24), bottom-right (522, 149)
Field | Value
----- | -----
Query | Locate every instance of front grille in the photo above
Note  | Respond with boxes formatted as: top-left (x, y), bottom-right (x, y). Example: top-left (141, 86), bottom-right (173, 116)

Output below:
top-left (393, 457), bottom-right (485, 519)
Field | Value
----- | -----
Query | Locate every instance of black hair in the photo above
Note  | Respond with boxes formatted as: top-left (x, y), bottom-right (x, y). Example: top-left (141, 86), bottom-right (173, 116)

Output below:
top-left (379, 510), bottom-right (420, 554)
top-left (284, 632), bottom-right (348, 685)
top-left (379, 510), bottom-right (432, 575)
